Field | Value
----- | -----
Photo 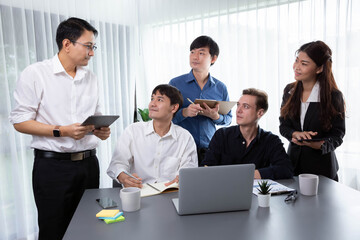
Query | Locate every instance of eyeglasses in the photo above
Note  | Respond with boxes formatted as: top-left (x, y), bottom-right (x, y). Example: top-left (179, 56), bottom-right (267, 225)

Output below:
top-left (236, 103), bottom-right (253, 110)
top-left (284, 190), bottom-right (298, 203)
top-left (72, 41), bottom-right (97, 51)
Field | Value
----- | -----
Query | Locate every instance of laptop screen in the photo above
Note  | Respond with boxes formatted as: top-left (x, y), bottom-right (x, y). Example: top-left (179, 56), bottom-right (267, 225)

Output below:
top-left (173, 164), bottom-right (255, 215)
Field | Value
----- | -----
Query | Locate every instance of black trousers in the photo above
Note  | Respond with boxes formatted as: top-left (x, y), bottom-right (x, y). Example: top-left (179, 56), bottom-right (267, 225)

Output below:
top-left (32, 152), bottom-right (99, 240)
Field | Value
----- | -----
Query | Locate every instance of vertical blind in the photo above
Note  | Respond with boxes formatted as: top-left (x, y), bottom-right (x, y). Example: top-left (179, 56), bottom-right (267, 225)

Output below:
top-left (0, 0), bottom-right (137, 239)
top-left (0, 0), bottom-right (359, 239)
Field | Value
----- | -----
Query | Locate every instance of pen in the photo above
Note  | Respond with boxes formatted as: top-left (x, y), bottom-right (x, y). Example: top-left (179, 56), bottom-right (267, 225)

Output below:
top-left (187, 98), bottom-right (204, 114)
top-left (122, 171), bottom-right (141, 181)
top-left (271, 191), bottom-right (292, 196)
top-left (146, 183), bottom-right (161, 192)
top-left (187, 98), bottom-right (194, 104)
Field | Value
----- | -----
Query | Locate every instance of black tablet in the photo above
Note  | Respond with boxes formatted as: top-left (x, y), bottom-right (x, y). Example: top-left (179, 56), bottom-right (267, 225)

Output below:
top-left (81, 115), bottom-right (119, 129)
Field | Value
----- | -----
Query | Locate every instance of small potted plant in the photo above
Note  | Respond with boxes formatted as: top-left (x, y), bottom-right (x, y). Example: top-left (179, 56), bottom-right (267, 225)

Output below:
top-left (138, 108), bottom-right (151, 122)
top-left (257, 180), bottom-right (272, 207)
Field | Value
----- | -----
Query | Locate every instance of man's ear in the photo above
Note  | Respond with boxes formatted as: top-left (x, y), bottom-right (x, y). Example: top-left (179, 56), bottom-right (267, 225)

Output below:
top-left (171, 104), bottom-right (179, 114)
top-left (257, 109), bottom-right (265, 119)
top-left (211, 55), bottom-right (218, 65)
top-left (316, 65), bottom-right (324, 74)
top-left (62, 39), bottom-right (72, 53)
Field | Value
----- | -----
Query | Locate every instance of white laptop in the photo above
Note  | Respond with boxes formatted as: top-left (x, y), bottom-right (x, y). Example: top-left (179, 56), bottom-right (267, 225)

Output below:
top-left (172, 164), bottom-right (255, 215)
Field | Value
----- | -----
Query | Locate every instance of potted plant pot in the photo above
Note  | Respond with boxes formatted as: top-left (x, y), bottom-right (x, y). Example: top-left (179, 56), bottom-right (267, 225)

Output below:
top-left (258, 193), bottom-right (271, 207)
top-left (256, 180), bottom-right (272, 207)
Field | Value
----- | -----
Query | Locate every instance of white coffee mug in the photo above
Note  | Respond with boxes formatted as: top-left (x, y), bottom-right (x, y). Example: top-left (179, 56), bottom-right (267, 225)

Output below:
top-left (120, 187), bottom-right (141, 212)
top-left (299, 174), bottom-right (319, 196)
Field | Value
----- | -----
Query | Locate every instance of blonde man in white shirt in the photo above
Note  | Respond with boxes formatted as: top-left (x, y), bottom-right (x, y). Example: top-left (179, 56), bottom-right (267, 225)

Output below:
top-left (107, 84), bottom-right (198, 188)
top-left (9, 18), bottom-right (110, 240)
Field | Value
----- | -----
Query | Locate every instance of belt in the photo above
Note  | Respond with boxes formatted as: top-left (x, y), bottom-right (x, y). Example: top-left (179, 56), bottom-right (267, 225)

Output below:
top-left (34, 149), bottom-right (96, 161)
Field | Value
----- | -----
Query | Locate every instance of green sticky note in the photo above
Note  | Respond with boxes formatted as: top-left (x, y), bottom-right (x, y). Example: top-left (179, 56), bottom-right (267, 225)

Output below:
top-left (104, 215), bottom-right (125, 224)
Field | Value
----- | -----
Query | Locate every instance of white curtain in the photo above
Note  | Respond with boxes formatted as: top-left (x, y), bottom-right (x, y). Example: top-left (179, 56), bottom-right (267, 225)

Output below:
top-left (0, 0), bottom-right (138, 239)
top-left (137, 0), bottom-right (360, 189)
top-left (1, 0), bottom-right (360, 239)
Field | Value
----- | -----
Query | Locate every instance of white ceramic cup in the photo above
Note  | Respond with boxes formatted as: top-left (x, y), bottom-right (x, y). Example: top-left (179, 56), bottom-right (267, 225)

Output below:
top-left (299, 174), bottom-right (319, 196)
top-left (120, 187), bottom-right (141, 212)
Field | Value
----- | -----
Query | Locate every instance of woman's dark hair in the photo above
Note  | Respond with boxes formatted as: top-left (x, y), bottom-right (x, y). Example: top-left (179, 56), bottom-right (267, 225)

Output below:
top-left (280, 41), bottom-right (345, 131)
top-left (56, 17), bottom-right (98, 51)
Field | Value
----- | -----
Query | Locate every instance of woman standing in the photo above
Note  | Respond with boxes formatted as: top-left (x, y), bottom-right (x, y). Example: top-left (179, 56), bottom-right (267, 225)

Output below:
top-left (280, 41), bottom-right (345, 181)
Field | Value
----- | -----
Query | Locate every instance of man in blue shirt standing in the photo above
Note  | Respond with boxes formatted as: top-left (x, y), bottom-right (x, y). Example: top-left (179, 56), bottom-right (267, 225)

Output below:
top-left (169, 36), bottom-right (232, 165)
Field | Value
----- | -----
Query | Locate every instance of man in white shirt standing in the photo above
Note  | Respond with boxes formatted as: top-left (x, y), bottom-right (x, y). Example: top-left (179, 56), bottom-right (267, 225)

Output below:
top-left (107, 84), bottom-right (198, 187)
top-left (9, 18), bottom-right (110, 240)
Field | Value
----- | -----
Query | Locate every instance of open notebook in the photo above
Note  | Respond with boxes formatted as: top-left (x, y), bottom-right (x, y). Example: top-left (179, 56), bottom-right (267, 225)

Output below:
top-left (141, 182), bottom-right (179, 197)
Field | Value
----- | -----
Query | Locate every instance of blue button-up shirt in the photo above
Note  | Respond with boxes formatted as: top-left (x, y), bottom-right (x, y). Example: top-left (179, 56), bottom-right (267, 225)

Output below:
top-left (169, 70), bottom-right (232, 148)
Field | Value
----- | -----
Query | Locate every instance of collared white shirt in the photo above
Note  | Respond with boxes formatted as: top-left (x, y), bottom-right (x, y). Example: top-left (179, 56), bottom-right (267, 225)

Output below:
top-left (300, 81), bottom-right (320, 130)
top-left (9, 54), bottom-right (101, 152)
top-left (107, 120), bottom-right (198, 184)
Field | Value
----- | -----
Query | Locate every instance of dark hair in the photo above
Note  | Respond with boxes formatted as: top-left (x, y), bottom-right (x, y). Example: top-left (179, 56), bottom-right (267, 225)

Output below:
top-left (190, 36), bottom-right (219, 65)
top-left (56, 17), bottom-right (98, 51)
top-left (152, 84), bottom-right (183, 116)
top-left (280, 41), bottom-right (345, 131)
top-left (242, 88), bottom-right (268, 113)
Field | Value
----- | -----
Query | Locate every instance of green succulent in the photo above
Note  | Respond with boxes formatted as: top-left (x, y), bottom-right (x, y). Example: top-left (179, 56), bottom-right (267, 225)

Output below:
top-left (138, 108), bottom-right (152, 122)
top-left (257, 180), bottom-right (272, 195)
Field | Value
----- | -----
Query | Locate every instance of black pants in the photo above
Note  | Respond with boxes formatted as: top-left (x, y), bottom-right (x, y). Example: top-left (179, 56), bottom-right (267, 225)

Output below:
top-left (32, 152), bottom-right (99, 240)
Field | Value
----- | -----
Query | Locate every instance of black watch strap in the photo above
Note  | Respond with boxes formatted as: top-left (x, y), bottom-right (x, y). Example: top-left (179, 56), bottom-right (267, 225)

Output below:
top-left (53, 125), bottom-right (61, 137)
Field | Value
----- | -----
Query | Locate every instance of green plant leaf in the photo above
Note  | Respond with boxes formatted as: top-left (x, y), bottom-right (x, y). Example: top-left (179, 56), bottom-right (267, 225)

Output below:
top-left (138, 108), bottom-right (152, 122)
top-left (257, 180), bottom-right (272, 194)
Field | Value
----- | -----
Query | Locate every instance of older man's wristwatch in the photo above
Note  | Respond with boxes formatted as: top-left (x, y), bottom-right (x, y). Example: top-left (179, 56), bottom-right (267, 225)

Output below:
top-left (53, 125), bottom-right (61, 137)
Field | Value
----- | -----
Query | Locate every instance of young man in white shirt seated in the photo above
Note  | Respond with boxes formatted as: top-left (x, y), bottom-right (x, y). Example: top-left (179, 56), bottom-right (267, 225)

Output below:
top-left (107, 84), bottom-right (198, 187)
